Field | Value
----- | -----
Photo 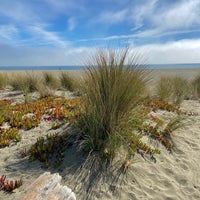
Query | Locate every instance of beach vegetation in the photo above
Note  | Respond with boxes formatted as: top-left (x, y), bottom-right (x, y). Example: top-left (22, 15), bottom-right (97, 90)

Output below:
top-left (0, 96), bottom-right (81, 148)
top-left (155, 77), bottom-right (173, 102)
top-left (156, 76), bottom-right (190, 104)
top-left (42, 71), bottom-right (59, 90)
top-left (8, 72), bottom-right (39, 92)
top-left (163, 116), bottom-right (184, 135)
top-left (172, 77), bottom-right (190, 104)
top-left (0, 72), bottom-right (8, 89)
top-left (0, 175), bottom-right (22, 192)
top-left (77, 48), bottom-right (152, 161)
top-left (0, 128), bottom-right (21, 147)
top-left (35, 72), bottom-right (59, 98)
top-left (59, 71), bottom-right (77, 92)
top-left (8, 73), bottom-right (27, 91)
top-left (192, 74), bottom-right (200, 98)
top-left (144, 98), bottom-right (180, 113)
top-left (28, 133), bottom-right (68, 168)
top-left (36, 82), bottom-right (55, 98)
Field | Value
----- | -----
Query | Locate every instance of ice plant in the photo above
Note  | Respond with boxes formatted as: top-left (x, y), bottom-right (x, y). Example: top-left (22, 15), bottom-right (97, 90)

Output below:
top-left (0, 175), bottom-right (22, 192)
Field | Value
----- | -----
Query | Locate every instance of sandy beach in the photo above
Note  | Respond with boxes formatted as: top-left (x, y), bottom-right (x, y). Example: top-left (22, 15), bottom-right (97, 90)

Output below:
top-left (0, 69), bottom-right (200, 200)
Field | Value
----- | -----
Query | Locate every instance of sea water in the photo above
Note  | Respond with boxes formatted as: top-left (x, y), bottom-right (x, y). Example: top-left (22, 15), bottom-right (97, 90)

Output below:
top-left (0, 63), bottom-right (200, 70)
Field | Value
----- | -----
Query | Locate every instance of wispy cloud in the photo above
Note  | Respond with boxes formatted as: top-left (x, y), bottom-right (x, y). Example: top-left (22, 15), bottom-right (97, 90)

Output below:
top-left (130, 0), bottom-right (158, 31)
top-left (0, 25), bottom-right (19, 44)
top-left (76, 0), bottom-right (200, 44)
top-left (1, 38), bottom-right (200, 66)
top-left (131, 0), bottom-right (200, 38)
top-left (0, 44), bottom-right (93, 66)
top-left (75, 28), bottom-right (200, 43)
top-left (96, 9), bottom-right (128, 24)
top-left (0, 0), bottom-right (200, 66)
top-left (68, 18), bottom-right (76, 31)
top-left (43, 0), bottom-right (86, 16)
top-left (155, 0), bottom-right (200, 29)
top-left (28, 25), bottom-right (70, 47)
top-left (0, 1), bottom-right (40, 23)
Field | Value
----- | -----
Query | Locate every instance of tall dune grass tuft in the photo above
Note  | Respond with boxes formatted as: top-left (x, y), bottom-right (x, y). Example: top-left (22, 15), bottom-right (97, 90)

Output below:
top-left (59, 71), bottom-right (76, 92)
top-left (155, 77), bottom-right (173, 102)
top-left (35, 82), bottom-right (55, 98)
top-left (78, 48), bottom-right (148, 160)
top-left (172, 77), bottom-right (190, 104)
top-left (42, 72), bottom-right (58, 89)
top-left (0, 72), bottom-right (8, 89)
top-left (9, 72), bottom-right (39, 92)
top-left (8, 72), bottom-right (40, 103)
top-left (156, 76), bottom-right (190, 104)
top-left (192, 74), bottom-right (200, 98)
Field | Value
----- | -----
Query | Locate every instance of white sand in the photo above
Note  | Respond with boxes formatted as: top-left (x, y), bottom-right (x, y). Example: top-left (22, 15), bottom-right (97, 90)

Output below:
top-left (0, 69), bottom-right (200, 199)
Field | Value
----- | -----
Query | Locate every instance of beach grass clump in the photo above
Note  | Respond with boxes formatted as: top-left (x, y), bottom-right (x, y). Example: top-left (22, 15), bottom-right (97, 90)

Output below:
top-left (155, 77), bottom-right (174, 102)
top-left (8, 72), bottom-right (39, 92)
top-left (172, 77), bottom-right (190, 104)
top-left (78, 48), bottom-right (149, 160)
top-left (191, 74), bottom-right (200, 98)
top-left (8, 74), bottom-right (26, 91)
top-left (36, 72), bottom-right (59, 98)
top-left (24, 72), bottom-right (40, 92)
top-left (42, 72), bottom-right (59, 90)
top-left (0, 72), bottom-right (8, 89)
top-left (156, 76), bottom-right (189, 104)
top-left (59, 71), bottom-right (77, 92)
top-left (36, 83), bottom-right (55, 98)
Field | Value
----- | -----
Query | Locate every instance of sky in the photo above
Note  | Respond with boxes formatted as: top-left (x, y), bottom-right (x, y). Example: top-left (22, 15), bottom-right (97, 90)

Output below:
top-left (0, 0), bottom-right (200, 66)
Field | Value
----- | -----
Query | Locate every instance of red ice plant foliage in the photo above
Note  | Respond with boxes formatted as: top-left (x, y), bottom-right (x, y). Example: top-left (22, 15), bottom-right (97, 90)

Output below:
top-left (0, 175), bottom-right (22, 192)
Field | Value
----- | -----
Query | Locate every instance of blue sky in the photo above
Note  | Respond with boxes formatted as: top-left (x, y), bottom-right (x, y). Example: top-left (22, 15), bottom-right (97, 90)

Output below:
top-left (0, 0), bottom-right (200, 66)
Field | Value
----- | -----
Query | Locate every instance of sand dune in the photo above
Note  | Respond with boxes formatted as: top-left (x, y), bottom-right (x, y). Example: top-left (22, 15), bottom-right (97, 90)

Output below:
top-left (0, 69), bottom-right (200, 200)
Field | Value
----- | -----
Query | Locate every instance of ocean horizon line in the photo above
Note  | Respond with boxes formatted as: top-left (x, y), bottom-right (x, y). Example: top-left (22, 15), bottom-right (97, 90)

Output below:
top-left (0, 63), bottom-right (200, 70)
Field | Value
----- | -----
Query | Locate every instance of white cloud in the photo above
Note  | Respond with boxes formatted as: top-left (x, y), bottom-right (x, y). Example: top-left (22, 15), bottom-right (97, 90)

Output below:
top-left (0, 1), bottom-right (40, 23)
top-left (131, 0), bottom-right (200, 38)
top-left (0, 44), bottom-right (94, 66)
top-left (134, 39), bottom-right (200, 64)
top-left (1, 39), bottom-right (200, 66)
top-left (68, 18), bottom-right (76, 31)
top-left (96, 9), bottom-right (128, 24)
top-left (43, 0), bottom-right (86, 16)
top-left (0, 0), bottom-right (200, 67)
top-left (156, 0), bottom-right (200, 29)
top-left (131, 0), bottom-right (158, 30)
top-left (0, 25), bottom-right (19, 42)
top-left (28, 25), bottom-right (70, 47)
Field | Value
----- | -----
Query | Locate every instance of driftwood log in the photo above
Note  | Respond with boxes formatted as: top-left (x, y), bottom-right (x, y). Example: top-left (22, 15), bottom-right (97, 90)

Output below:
top-left (18, 172), bottom-right (76, 200)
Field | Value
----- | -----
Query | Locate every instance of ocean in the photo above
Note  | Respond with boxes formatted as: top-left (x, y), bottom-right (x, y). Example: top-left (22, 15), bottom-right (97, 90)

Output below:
top-left (0, 63), bottom-right (200, 70)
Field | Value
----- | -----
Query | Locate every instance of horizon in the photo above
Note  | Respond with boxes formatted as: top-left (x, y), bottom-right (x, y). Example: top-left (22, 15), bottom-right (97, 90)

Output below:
top-left (1, 63), bottom-right (200, 70)
top-left (0, 0), bottom-right (200, 66)
top-left (1, 63), bottom-right (200, 67)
